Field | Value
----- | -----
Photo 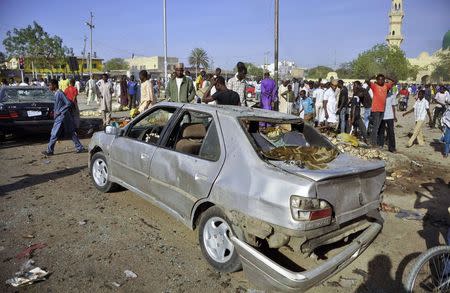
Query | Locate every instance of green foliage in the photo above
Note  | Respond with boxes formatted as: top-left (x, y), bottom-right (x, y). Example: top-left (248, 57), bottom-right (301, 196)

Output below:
top-left (336, 62), bottom-right (354, 79)
top-left (305, 66), bottom-right (333, 79)
top-left (2, 21), bottom-right (68, 72)
top-left (232, 63), bottom-right (264, 80)
top-left (188, 48), bottom-right (209, 72)
top-left (104, 58), bottom-right (129, 71)
top-left (432, 50), bottom-right (450, 82)
top-left (350, 44), bottom-right (413, 80)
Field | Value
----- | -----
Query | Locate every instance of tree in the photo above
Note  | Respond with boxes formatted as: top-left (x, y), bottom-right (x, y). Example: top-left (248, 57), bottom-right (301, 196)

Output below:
top-left (188, 48), bottom-right (209, 75)
top-left (0, 52), bottom-right (6, 70)
top-left (104, 58), bottom-right (129, 72)
top-left (233, 62), bottom-right (264, 80)
top-left (431, 50), bottom-right (450, 82)
top-left (3, 21), bottom-right (68, 74)
top-left (350, 44), bottom-right (414, 80)
top-left (305, 66), bottom-right (333, 79)
top-left (336, 62), bottom-right (354, 79)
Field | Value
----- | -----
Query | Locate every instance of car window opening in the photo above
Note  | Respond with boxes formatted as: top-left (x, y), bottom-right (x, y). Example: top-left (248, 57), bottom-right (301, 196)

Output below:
top-left (243, 119), bottom-right (339, 170)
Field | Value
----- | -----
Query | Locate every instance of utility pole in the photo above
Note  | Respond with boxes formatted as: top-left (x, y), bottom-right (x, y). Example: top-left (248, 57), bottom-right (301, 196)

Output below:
top-left (81, 36), bottom-right (87, 77)
top-left (274, 0), bottom-right (279, 86)
top-left (264, 51), bottom-right (270, 71)
top-left (86, 12), bottom-right (94, 78)
top-left (163, 0), bottom-right (168, 85)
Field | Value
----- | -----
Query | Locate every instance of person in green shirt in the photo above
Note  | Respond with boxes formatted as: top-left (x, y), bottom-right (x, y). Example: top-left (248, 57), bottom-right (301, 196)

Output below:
top-left (58, 74), bottom-right (70, 92)
top-left (165, 63), bottom-right (196, 103)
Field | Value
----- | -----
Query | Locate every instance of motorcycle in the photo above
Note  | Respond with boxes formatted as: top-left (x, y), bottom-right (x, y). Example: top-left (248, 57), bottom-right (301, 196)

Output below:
top-left (398, 94), bottom-right (408, 111)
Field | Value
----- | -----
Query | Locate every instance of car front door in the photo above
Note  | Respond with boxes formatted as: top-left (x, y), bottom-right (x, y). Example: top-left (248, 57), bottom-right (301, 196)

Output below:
top-left (149, 110), bottom-right (225, 219)
top-left (109, 106), bottom-right (178, 194)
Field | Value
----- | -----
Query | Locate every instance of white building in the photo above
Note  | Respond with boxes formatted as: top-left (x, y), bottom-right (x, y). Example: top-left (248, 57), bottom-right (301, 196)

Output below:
top-left (262, 60), bottom-right (298, 79)
top-left (125, 56), bottom-right (179, 78)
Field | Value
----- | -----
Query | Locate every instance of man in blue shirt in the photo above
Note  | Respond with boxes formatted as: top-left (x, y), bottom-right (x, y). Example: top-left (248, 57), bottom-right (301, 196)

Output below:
top-left (297, 90), bottom-right (314, 124)
top-left (42, 79), bottom-right (84, 156)
top-left (127, 75), bottom-right (138, 109)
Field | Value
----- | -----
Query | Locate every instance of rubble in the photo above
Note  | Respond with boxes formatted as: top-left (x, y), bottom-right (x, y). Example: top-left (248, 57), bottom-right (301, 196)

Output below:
top-left (5, 259), bottom-right (49, 287)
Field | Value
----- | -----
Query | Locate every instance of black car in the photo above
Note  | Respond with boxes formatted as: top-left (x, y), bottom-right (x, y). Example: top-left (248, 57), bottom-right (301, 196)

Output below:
top-left (0, 86), bottom-right (55, 135)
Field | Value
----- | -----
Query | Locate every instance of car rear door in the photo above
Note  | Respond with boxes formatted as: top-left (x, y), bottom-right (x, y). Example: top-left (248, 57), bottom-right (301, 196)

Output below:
top-left (109, 106), bottom-right (178, 194)
top-left (148, 110), bottom-right (225, 219)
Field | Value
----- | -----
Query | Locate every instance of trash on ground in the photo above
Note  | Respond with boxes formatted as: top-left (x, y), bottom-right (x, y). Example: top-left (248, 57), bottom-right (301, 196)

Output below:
top-left (78, 220), bottom-right (87, 226)
top-left (16, 243), bottom-right (47, 259)
top-left (111, 281), bottom-right (121, 287)
top-left (395, 209), bottom-right (424, 221)
top-left (22, 234), bottom-right (35, 239)
top-left (80, 110), bottom-right (101, 117)
top-left (411, 160), bottom-right (423, 168)
top-left (6, 260), bottom-right (49, 287)
top-left (124, 270), bottom-right (137, 279)
top-left (42, 160), bottom-right (51, 164)
top-left (380, 202), bottom-right (401, 213)
top-left (336, 133), bottom-right (360, 147)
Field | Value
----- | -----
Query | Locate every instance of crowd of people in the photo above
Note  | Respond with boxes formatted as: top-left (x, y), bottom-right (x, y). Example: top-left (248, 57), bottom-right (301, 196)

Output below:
top-left (2, 61), bottom-right (450, 158)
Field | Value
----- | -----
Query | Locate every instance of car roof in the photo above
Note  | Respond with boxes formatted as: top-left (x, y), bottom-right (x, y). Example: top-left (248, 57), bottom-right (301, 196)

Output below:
top-left (157, 102), bottom-right (301, 120)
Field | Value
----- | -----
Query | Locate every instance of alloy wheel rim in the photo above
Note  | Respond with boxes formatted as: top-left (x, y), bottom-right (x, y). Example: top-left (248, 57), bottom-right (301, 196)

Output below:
top-left (203, 216), bottom-right (234, 263)
top-left (92, 158), bottom-right (108, 187)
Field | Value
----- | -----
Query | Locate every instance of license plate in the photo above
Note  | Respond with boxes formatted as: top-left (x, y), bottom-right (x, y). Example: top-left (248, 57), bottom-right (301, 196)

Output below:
top-left (27, 110), bottom-right (42, 117)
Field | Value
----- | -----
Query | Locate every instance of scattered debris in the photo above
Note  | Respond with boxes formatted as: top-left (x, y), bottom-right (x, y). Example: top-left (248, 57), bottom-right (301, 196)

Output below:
top-left (78, 220), bottom-right (87, 226)
top-left (411, 160), bottom-right (423, 168)
top-left (395, 209), bottom-right (424, 221)
top-left (16, 243), bottom-right (47, 259)
top-left (124, 270), bottom-right (137, 279)
top-left (140, 218), bottom-right (161, 231)
top-left (338, 277), bottom-right (356, 288)
top-left (22, 234), bottom-right (35, 239)
top-left (380, 202), bottom-right (400, 213)
top-left (80, 110), bottom-right (101, 117)
top-left (6, 259), bottom-right (49, 287)
top-left (352, 268), bottom-right (369, 279)
top-left (111, 281), bottom-right (121, 287)
top-left (42, 160), bottom-right (51, 164)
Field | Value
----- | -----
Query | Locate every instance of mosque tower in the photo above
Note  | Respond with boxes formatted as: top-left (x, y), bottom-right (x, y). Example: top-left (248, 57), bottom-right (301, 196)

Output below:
top-left (386, 0), bottom-right (404, 47)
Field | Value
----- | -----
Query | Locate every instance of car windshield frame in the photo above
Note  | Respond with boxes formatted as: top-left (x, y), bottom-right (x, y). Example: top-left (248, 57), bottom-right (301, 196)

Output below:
top-left (0, 87), bottom-right (55, 103)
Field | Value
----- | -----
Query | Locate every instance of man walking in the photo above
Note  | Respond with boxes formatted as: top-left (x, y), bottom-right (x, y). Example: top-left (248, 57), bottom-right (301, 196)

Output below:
top-left (368, 74), bottom-right (396, 146)
top-left (403, 90), bottom-right (432, 148)
top-left (86, 76), bottom-right (98, 105)
top-left (42, 79), bottom-right (84, 156)
top-left (97, 73), bottom-right (114, 127)
top-left (165, 63), bottom-right (196, 103)
top-left (260, 72), bottom-right (277, 111)
top-left (127, 75), bottom-right (138, 109)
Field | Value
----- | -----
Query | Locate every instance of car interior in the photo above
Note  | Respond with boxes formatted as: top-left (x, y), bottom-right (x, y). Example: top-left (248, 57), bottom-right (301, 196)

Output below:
top-left (126, 108), bottom-right (176, 144)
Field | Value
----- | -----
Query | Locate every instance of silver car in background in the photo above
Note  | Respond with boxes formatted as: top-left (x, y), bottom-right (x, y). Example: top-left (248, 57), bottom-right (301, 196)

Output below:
top-left (88, 102), bottom-right (384, 291)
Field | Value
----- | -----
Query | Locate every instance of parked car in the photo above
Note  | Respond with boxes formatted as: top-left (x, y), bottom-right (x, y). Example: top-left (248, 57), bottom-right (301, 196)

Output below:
top-left (0, 86), bottom-right (55, 137)
top-left (88, 102), bottom-right (385, 291)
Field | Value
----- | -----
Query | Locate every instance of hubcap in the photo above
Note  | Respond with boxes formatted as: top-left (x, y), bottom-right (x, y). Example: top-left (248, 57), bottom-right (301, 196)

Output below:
top-left (203, 216), bottom-right (234, 263)
top-left (92, 158), bottom-right (108, 187)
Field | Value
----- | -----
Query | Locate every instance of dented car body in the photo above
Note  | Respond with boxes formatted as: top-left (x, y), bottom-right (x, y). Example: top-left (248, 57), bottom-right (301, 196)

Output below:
top-left (88, 102), bottom-right (384, 291)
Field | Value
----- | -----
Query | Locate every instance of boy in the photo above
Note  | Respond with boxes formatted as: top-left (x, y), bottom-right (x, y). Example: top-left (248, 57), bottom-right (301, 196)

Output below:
top-left (297, 90), bottom-right (314, 123)
top-left (349, 81), bottom-right (368, 141)
top-left (378, 90), bottom-right (398, 152)
top-left (403, 90), bottom-right (432, 147)
top-left (281, 84), bottom-right (295, 115)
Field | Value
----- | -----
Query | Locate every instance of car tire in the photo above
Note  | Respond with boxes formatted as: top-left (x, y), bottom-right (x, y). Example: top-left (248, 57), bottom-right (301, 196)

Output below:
top-left (198, 206), bottom-right (242, 273)
top-left (90, 152), bottom-right (118, 192)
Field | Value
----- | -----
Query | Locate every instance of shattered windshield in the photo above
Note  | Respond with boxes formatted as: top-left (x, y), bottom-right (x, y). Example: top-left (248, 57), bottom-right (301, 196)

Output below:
top-left (1, 88), bottom-right (55, 103)
top-left (241, 118), bottom-right (339, 169)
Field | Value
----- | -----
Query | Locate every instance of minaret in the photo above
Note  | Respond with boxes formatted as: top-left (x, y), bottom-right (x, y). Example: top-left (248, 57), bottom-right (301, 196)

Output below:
top-left (386, 0), bottom-right (404, 47)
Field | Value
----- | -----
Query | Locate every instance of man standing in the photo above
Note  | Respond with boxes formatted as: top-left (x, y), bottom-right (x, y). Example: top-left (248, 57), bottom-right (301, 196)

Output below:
top-left (59, 74), bottom-right (70, 92)
top-left (137, 70), bottom-right (155, 113)
top-left (165, 63), bottom-right (196, 103)
top-left (378, 90), bottom-right (397, 152)
top-left (97, 73), bottom-right (114, 127)
top-left (227, 62), bottom-right (247, 105)
top-left (210, 67), bottom-right (222, 97)
top-left (313, 80), bottom-right (326, 125)
top-left (86, 76), bottom-right (98, 105)
top-left (403, 90), bottom-right (432, 148)
top-left (202, 76), bottom-right (240, 105)
top-left (368, 74), bottom-right (396, 146)
top-left (431, 86), bottom-right (450, 128)
top-left (323, 80), bottom-right (338, 126)
top-left (64, 79), bottom-right (80, 129)
top-left (278, 80), bottom-right (289, 113)
top-left (260, 72), bottom-right (277, 111)
top-left (42, 79), bottom-right (84, 156)
top-left (337, 80), bottom-right (349, 133)
top-left (127, 75), bottom-right (138, 109)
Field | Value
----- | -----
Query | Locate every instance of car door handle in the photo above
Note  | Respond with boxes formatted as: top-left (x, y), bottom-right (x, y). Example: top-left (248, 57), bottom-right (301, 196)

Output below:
top-left (140, 153), bottom-right (149, 160)
top-left (194, 173), bottom-right (208, 181)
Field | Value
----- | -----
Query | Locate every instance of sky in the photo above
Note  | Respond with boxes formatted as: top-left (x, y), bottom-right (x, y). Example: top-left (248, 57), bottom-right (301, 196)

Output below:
top-left (0, 0), bottom-right (448, 70)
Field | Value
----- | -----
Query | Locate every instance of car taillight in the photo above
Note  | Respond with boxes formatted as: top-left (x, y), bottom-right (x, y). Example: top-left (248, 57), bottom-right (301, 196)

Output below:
top-left (0, 111), bottom-right (18, 119)
top-left (290, 196), bottom-right (332, 223)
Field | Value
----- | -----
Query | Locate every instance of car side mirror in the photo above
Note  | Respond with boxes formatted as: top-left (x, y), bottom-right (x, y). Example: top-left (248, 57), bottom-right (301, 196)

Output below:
top-left (105, 125), bottom-right (120, 136)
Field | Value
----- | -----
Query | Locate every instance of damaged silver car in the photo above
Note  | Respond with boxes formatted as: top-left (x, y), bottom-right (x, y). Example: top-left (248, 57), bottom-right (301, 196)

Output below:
top-left (88, 102), bottom-right (384, 291)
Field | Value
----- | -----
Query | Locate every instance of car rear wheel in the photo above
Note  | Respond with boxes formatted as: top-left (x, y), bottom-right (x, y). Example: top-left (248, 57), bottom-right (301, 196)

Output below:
top-left (198, 206), bottom-right (242, 273)
top-left (90, 152), bottom-right (117, 192)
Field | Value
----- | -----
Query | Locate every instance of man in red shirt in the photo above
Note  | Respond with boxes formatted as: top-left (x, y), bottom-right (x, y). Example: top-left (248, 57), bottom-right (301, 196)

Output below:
top-left (64, 79), bottom-right (80, 129)
top-left (369, 74), bottom-right (397, 146)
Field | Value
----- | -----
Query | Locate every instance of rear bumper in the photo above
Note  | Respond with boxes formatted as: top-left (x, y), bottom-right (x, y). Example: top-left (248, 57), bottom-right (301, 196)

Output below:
top-left (231, 221), bottom-right (382, 292)
top-left (0, 120), bottom-right (54, 131)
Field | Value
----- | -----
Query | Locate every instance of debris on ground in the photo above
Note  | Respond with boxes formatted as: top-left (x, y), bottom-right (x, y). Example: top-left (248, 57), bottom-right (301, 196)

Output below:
top-left (79, 110), bottom-right (101, 117)
top-left (395, 209), bottom-right (424, 221)
top-left (262, 146), bottom-right (339, 170)
top-left (16, 243), bottom-right (47, 259)
top-left (124, 270), bottom-right (138, 279)
top-left (381, 202), bottom-right (401, 213)
top-left (111, 281), bottom-right (121, 287)
top-left (22, 234), bottom-right (35, 239)
top-left (43, 160), bottom-right (51, 164)
top-left (78, 220), bottom-right (87, 226)
top-left (5, 259), bottom-right (49, 287)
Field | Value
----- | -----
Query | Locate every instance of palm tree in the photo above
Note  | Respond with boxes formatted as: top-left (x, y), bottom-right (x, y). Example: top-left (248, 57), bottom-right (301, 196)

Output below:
top-left (188, 48), bottom-right (209, 76)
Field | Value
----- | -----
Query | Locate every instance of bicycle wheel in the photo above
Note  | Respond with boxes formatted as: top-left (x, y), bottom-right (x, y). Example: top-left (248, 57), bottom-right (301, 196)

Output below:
top-left (406, 246), bottom-right (450, 292)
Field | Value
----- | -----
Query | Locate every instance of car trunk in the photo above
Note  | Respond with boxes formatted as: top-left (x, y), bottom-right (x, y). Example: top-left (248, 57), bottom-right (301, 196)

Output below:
top-left (268, 153), bottom-right (385, 225)
top-left (3, 102), bottom-right (54, 121)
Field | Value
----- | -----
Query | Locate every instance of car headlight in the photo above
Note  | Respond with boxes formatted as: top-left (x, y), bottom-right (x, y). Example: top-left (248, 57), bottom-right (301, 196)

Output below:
top-left (290, 195), bottom-right (332, 222)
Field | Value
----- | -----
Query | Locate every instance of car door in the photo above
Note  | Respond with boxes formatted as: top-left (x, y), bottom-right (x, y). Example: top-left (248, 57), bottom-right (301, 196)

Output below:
top-left (109, 106), bottom-right (178, 194)
top-left (149, 110), bottom-right (225, 219)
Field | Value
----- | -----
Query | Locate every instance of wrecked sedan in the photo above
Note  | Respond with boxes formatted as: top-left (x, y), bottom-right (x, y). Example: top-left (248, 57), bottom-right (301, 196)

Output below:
top-left (88, 102), bottom-right (384, 292)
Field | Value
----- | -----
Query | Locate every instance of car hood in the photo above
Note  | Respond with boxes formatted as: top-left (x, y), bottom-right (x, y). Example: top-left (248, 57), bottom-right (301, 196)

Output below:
top-left (268, 153), bottom-right (385, 182)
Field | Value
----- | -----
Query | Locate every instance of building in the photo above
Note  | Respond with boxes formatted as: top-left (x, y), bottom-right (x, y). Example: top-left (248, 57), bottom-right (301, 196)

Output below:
top-left (263, 61), bottom-right (303, 79)
top-left (5, 56), bottom-right (104, 77)
top-left (386, 0), bottom-right (404, 47)
top-left (125, 56), bottom-right (179, 78)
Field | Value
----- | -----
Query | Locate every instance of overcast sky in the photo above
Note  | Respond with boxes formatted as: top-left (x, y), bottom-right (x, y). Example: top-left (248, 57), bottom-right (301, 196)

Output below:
top-left (0, 0), bottom-right (448, 70)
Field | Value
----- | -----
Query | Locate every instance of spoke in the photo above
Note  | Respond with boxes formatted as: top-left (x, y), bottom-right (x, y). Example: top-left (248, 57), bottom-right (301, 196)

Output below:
top-left (215, 245), bottom-right (225, 261)
top-left (217, 222), bottom-right (229, 235)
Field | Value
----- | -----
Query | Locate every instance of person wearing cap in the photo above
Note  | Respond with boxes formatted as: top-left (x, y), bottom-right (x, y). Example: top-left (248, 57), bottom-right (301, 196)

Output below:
top-left (165, 63), bottom-right (196, 103)
top-left (313, 80), bottom-right (326, 125)
top-left (323, 79), bottom-right (338, 126)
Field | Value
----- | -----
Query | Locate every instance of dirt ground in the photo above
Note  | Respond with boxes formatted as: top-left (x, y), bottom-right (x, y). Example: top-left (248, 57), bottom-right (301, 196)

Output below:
top-left (0, 94), bottom-right (449, 292)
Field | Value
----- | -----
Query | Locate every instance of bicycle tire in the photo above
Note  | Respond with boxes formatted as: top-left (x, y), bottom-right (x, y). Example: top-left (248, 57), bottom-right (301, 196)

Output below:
top-left (405, 245), bottom-right (450, 292)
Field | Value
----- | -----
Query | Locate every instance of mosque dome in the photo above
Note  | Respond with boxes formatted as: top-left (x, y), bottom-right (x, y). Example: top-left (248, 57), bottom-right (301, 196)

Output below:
top-left (443, 30), bottom-right (450, 50)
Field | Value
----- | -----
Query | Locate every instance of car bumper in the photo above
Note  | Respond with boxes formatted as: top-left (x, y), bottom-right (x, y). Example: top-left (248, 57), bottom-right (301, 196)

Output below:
top-left (0, 120), bottom-right (54, 130)
top-left (231, 221), bottom-right (382, 292)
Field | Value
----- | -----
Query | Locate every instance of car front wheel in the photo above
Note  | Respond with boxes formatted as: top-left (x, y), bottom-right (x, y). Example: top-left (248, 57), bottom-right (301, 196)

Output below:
top-left (90, 152), bottom-right (117, 192)
top-left (198, 206), bottom-right (242, 273)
